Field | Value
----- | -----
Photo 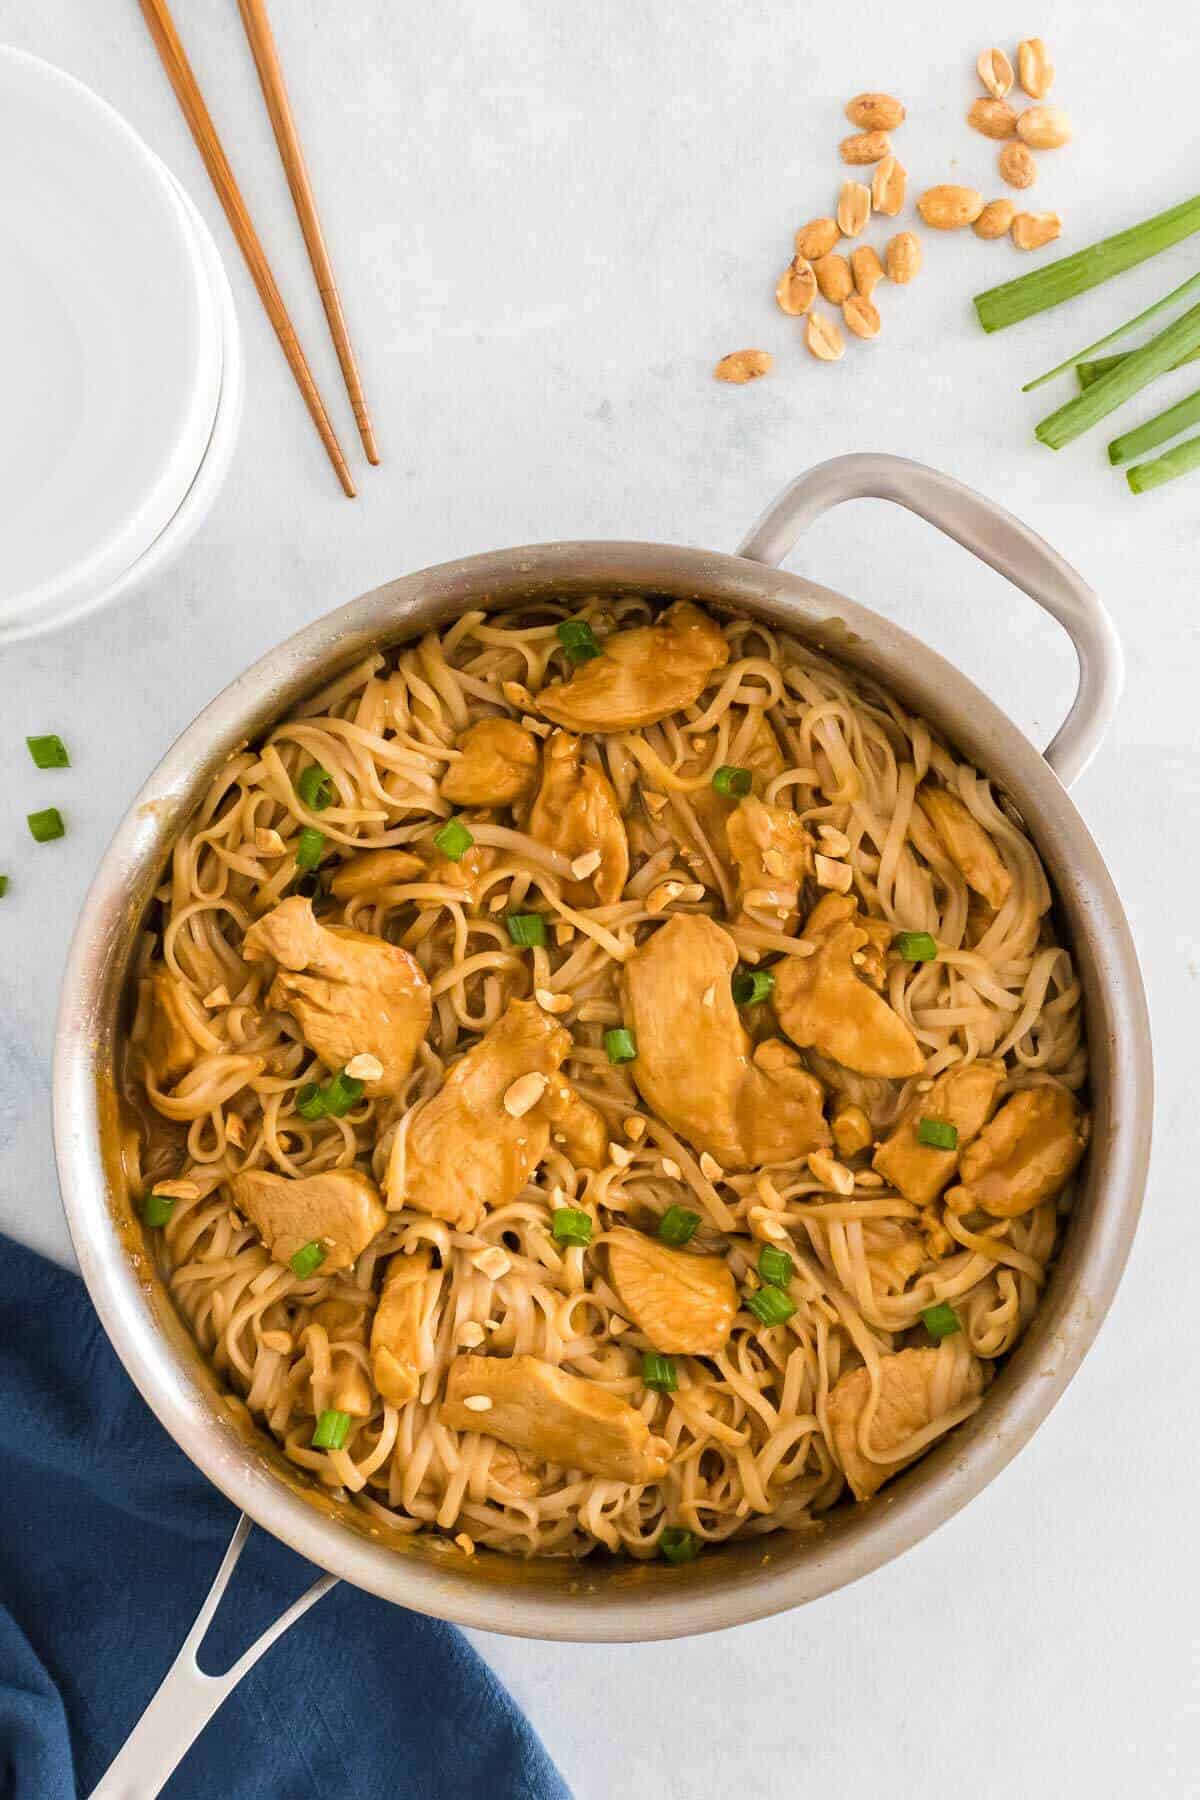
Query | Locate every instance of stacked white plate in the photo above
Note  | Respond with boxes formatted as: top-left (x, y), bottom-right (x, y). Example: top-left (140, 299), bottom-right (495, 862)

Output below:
top-left (0, 48), bottom-right (242, 644)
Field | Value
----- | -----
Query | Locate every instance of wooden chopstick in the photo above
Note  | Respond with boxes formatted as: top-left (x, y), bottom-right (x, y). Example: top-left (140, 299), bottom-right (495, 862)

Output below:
top-left (138, 0), bottom-right (356, 498)
top-left (236, 0), bottom-right (379, 465)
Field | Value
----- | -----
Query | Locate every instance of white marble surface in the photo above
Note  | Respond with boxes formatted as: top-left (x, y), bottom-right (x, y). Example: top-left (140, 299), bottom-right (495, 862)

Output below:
top-left (1, 2), bottom-right (1197, 1793)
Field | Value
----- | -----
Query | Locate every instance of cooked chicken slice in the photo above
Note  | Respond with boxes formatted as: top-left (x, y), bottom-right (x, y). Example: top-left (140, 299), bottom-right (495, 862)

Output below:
top-left (440, 717), bottom-right (539, 807)
top-left (144, 967), bottom-right (200, 1085)
top-left (774, 894), bottom-right (924, 1079)
top-left (622, 914), bottom-right (829, 1170)
top-left (946, 1085), bottom-right (1086, 1218)
top-left (607, 1228), bottom-right (737, 1354)
top-left (243, 896), bottom-right (432, 1096)
top-left (329, 849), bottom-right (425, 898)
top-left (387, 998), bottom-right (571, 1229)
top-left (543, 1071), bottom-right (609, 1170)
top-left (527, 731), bottom-right (628, 906)
top-left (370, 1250), bottom-right (431, 1406)
top-left (873, 1059), bottom-right (1005, 1205)
top-left (309, 1298), bottom-right (372, 1416)
top-left (827, 1345), bottom-right (986, 1501)
top-left (537, 602), bottom-right (730, 732)
top-left (725, 795), bottom-right (813, 926)
top-left (439, 1354), bottom-right (671, 1484)
top-left (917, 785), bottom-right (1013, 911)
top-left (425, 835), bottom-right (497, 901)
top-left (230, 1166), bottom-right (386, 1272)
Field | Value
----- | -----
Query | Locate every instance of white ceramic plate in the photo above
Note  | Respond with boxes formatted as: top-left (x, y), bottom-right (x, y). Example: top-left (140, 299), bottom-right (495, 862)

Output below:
top-left (0, 49), bottom-right (222, 640)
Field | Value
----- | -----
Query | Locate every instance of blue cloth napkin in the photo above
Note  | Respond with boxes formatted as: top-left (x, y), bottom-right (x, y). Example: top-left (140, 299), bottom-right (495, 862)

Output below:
top-left (0, 1235), bottom-right (569, 1800)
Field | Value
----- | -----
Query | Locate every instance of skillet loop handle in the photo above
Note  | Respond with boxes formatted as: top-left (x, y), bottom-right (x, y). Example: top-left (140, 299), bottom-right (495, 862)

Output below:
top-left (736, 452), bottom-right (1123, 790)
top-left (90, 1515), bottom-right (336, 1800)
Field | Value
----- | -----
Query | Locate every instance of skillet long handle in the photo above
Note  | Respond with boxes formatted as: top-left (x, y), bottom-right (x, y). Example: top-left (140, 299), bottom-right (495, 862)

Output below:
top-left (90, 1515), bottom-right (336, 1800)
top-left (737, 452), bottom-right (1123, 790)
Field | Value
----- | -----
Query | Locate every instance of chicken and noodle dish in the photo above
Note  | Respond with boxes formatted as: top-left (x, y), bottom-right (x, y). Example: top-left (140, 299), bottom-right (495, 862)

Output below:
top-left (126, 598), bottom-right (1088, 1562)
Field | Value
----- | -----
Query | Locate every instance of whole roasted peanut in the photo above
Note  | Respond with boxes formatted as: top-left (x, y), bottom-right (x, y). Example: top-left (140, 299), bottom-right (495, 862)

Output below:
top-left (844, 92), bottom-right (906, 131)
top-left (776, 258), bottom-right (818, 316)
top-left (998, 141), bottom-right (1037, 188)
top-left (968, 97), bottom-right (1018, 139)
top-left (795, 216), bottom-right (840, 260)
top-left (814, 252), bottom-right (854, 304)
top-left (714, 349), bottom-right (773, 383)
top-left (885, 231), bottom-right (922, 284)
top-left (1017, 105), bottom-right (1072, 150)
top-left (1011, 210), bottom-right (1062, 250)
top-left (806, 312), bottom-right (845, 361)
top-left (977, 47), bottom-right (1014, 99)
top-left (850, 244), bottom-right (884, 299)
top-left (836, 180), bottom-right (872, 238)
top-left (974, 199), bottom-right (1016, 239)
top-left (842, 295), bottom-right (881, 339)
top-left (871, 154), bottom-right (906, 217)
top-left (917, 184), bottom-right (985, 229)
top-left (1018, 38), bottom-right (1054, 99)
top-left (840, 129), bottom-right (892, 165)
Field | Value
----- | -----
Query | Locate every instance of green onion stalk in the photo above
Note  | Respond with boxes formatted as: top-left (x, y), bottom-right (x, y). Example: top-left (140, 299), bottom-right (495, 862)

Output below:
top-left (1035, 301), bottom-right (1200, 450)
top-left (1126, 432), bottom-right (1200, 494)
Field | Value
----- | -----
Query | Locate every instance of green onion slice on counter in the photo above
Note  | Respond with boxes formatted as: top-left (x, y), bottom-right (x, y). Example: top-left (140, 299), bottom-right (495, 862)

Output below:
top-left (920, 1302), bottom-right (961, 1341)
top-left (712, 764), bottom-right (752, 798)
top-left (556, 619), bottom-right (602, 663)
top-left (297, 763), bottom-right (334, 810)
top-left (0, 876), bottom-right (8, 899)
top-left (1126, 432), bottom-right (1200, 494)
top-left (731, 967), bottom-right (775, 1007)
top-left (757, 1245), bottom-right (794, 1287)
top-left (295, 826), bottom-right (325, 870)
top-left (312, 1409), bottom-right (351, 1450)
top-left (506, 912), bottom-right (548, 948)
top-left (1108, 385), bottom-right (1200, 467)
top-left (604, 1027), bottom-right (637, 1064)
top-left (27, 807), bottom-right (65, 842)
top-left (746, 1284), bottom-right (797, 1326)
top-left (26, 734), bottom-right (70, 768)
top-left (660, 1526), bottom-right (700, 1564)
top-left (917, 1118), bottom-right (959, 1151)
top-left (659, 1205), bottom-right (700, 1246)
top-left (290, 1240), bottom-right (327, 1278)
top-left (642, 1353), bottom-right (677, 1392)
top-left (143, 1193), bottom-right (176, 1228)
top-left (551, 1207), bottom-right (593, 1247)
top-left (895, 930), bottom-right (937, 962)
top-left (433, 818), bottom-right (474, 861)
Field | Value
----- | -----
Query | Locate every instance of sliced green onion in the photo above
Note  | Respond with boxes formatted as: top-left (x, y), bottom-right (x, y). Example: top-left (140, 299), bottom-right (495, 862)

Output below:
top-left (1127, 432), bottom-right (1200, 494)
top-left (433, 818), bottom-right (474, 861)
top-left (551, 1207), bottom-right (593, 1247)
top-left (297, 763), bottom-right (334, 810)
top-left (745, 1284), bottom-right (797, 1326)
top-left (712, 764), bottom-right (752, 798)
top-left (322, 1069), bottom-right (365, 1116)
top-left (731, 967), bottom-right (775, 1007)
top-left (295, 826), bottom-right (325, 870)
top-left (1079, 345), bottom-right (1200, 389)
top-left (1108, 384), bottom-right (1200, 466)
top-left (556, 618), bottom-right (602, 664)
top-left (660, 1526), bottom-right (700, 1564)
top-left (895, 930), bottom-right (937, 962)
top-left (917, 1117), bottom-right (959, 1151)
top-left (290, 1240), bottom-right (327, 1278)
top-left (659, 1204), bottom-right (700, 1246)
top-left (27, 807), bottom-right (65, 843)
top-left (1022, 270), bottom-right (1200, 391)
top-left (920, 1301), bottom-right (961, 1341)
top-left (758, 1245), bottom-right (794, 1287)
top-left (26, 733), bottom-right (69, 769)
top-left (0, 876), bottom-right (8, 899)
top-left (295, 1082), bottom-right (327, 1121)
top-left (642, 1352), bottom-right (677, 1392)
top-left (312, 1408), bottom-right (351, 1450)
top-left (143, 1192), bottom-right (176, 1228)
top-left (604, 1027), bottom-right (637, 1064)
top-left (506, 912), bottom-right (548, 948)
top-left (1036, 301), bottom-right (1200, 451)
top-left (974, 193), bottom-right (1200, 333)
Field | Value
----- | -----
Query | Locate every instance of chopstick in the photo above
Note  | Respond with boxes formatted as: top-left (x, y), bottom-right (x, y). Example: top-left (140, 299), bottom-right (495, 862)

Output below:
top-left (236, 0), bottom-right (379, 465)
top-left (138, 0), bottom-right (356, 498)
